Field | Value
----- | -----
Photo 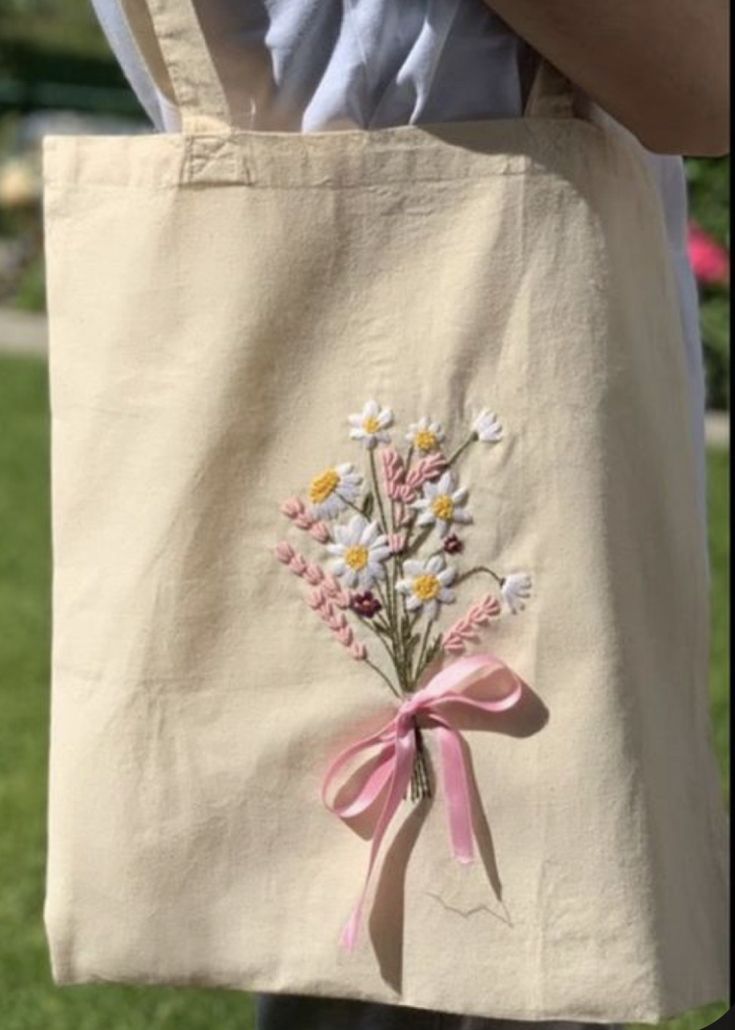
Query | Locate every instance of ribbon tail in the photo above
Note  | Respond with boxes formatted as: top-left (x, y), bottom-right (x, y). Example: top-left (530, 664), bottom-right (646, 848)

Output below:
top-left (339, 895), bottom-right (366, 953)
top-left (339, 731), bottom-right (416, 952)
top-left (436, 724), bottom-right (475, 865)
top-left (321, 724), bottom-right (394, 816)
top-left (330, 744), bottom-right (396, 821)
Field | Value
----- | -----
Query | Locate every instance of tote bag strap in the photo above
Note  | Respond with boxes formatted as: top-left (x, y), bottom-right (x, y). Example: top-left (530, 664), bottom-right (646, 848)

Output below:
top-left (124, 7), bottom-right (570, 133)
top-left (125, 0), bottom-right (232, 133)
top-left (522, 55), bottom-right (577, 120)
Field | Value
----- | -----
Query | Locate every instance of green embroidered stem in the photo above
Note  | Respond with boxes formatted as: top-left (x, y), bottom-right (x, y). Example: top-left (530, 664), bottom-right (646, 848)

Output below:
top-left (364, 657), bottom-right (401, 698)
top-left (412, 619), bottom-right (435, 686)
top-left (373, 576), bottom-right (411, 691)
top-left (386, 567), bottom-right (399, 656)
top-left (338, 452), bottom-right (422, 693)
top-left (414, 634), bottom-right (442, 687)
top-left (371, 448), bottom-right (416, 689)
top-left (418, 732), bottom-right (431, 796)
top-left (373, 576), bottom-right (391, 615)
top-left (369, 581), bottom-right (394, 633)
top-left (395, 437), bottom-right (417, 562)
top-left (364, 616), bottom-right (401, 669)
top-left (336, 492), bottom-right (368, 517)
top-left (374, 573), bottom-right (397, 645)
top-left (367, 446), bottom-right (399, 626)
top-left (403, 522), bottom-right (433, 559)
top-left (399, 518), bottom-right (416, 564)
top-left (409, 725), bottom-right (432, 800)
top-left (399, 609), bottom-right (416, 677)
top-left (388, 497), bottom-right (410, 671)
top-left (369, 448), bottom-right (391, 538)
top-left (445, 432), bottom-right (477, 469)
top-left (455, 564), bottom-right (503, 588)
top-left (390, 497), bottom-right (411, 675)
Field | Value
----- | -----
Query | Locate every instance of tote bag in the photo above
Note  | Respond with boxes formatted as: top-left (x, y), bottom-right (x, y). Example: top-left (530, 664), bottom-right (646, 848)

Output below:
top-left (42, 1), bottom-right (729, 1022)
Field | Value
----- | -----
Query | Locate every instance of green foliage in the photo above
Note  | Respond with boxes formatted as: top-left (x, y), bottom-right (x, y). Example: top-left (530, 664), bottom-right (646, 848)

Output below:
top-left (700, 289), bottom-right (730, 410)
top-left (0, 354), bottom-right (729, 1030)
top-left (12, 252), bottom-right (45, 311)
top-left (687, 158), bottom-right (730, 244)
top-left (706, 447), bottom-right (730, 799)
top-left (686, 157), bottom-right (730, 410)
top-left (0, 0), bottom-right (112, 60)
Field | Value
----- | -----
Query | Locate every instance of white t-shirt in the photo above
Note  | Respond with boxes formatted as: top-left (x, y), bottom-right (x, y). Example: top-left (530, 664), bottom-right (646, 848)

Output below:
top-left (90, 0), bottom-right (708, 539)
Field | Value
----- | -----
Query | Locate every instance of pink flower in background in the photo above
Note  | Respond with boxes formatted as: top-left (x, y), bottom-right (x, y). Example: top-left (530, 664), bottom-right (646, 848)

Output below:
top-left (688, 221), bottom-right (729, 286)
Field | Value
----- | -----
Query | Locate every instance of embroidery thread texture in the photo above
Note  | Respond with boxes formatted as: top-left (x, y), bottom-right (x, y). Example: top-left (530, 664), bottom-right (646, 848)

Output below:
top-left (276, 401), bottom-right (532, 799)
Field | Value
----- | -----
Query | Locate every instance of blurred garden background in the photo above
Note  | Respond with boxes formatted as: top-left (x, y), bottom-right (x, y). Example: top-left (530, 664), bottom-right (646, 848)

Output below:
top-left (0, 2), bottom-right (729, 1029)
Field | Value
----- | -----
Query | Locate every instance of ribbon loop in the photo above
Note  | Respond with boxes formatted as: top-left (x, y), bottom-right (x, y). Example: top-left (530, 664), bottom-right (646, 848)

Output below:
top-left (322, 653), bottom-right (524, 951)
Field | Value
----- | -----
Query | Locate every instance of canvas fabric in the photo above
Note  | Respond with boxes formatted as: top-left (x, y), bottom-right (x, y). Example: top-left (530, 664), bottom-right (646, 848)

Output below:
top-left (41, 0), bottom-right (728, 1023)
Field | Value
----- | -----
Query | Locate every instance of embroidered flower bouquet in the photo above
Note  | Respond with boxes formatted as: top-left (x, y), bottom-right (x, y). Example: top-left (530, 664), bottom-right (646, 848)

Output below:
top-left (275, 400), bottom-right (532, 949)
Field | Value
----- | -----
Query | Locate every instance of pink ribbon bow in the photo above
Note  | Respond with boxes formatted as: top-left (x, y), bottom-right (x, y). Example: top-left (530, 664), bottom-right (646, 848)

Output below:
top-left (321, 653), bottom-right (524, 951)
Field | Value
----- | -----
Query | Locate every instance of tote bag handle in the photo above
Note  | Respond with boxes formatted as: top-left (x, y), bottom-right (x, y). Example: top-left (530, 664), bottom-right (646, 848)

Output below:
top-left (523, 55), bottom-right (577, 120)
top-left (125, 4), bottom-right (574, 134)
top-left (124, 0), bottom-right (233, 134)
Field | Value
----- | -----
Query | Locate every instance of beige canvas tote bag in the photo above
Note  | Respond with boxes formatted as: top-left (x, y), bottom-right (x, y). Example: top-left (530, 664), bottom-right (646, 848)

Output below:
top-left (41, 1), bottom-right (728, 1022)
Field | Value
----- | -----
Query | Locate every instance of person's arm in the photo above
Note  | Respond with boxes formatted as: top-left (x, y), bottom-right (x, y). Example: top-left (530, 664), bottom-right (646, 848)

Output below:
top-left (485, 0), bottom-right (730, 156)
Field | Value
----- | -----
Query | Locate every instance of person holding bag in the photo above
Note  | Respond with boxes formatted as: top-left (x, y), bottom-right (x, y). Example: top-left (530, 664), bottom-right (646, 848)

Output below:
top-left (43, 2), bottom-right (729, 1028)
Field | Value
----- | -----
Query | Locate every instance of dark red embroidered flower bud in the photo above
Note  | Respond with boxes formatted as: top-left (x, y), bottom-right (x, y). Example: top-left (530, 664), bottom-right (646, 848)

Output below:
top-left (443, 533), bottom-right (464, 554)
top-left (351, 591), bottom-right (383, 619)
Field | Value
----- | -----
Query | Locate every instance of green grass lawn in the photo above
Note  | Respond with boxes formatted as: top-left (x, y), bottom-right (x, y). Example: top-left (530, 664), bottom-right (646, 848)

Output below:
top-left (0, 355), bottom-right (729, 1030)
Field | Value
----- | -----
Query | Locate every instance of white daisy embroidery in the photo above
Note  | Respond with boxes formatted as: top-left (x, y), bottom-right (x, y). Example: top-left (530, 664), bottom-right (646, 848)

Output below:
top-left (501, 572), bottom-right (532, 613)
top-left (472, 409), bottom-right (503, 443)
top-left (348, 400), bottom-right (393, 449)
top-left (327, 514), bottom-right (392, 589)
top-left (308, 463), bottom-right (363, 519)
top-left (397, 555), bottom-right (456, 621)
top-left (405, 416), bottom-right (445, 454)
top-left (413, 470), bottom-right (472, 538)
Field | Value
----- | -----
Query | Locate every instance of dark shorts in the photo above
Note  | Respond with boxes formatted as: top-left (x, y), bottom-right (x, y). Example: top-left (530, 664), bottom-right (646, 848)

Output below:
top-left (255, 993), bottom-right (620, 1030)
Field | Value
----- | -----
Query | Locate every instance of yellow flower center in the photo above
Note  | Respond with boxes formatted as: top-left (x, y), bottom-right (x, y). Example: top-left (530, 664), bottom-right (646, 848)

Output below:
top-left (415, 429), bottom-right (438, 452)
top-left (363, 415), bottom-right (381, 434)
top-left (345, 545), bottom-right (369, 571)
top-left (309, 468), bottom-right (340, 504)
top-left (413, 573), bottom-right (440, 602)
top-left (432, 494), bottom-right (454, 521)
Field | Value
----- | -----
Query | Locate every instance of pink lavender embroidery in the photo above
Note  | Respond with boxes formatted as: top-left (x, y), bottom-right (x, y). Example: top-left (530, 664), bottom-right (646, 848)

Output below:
top-left (442, 594), bottom-right (502, 654)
